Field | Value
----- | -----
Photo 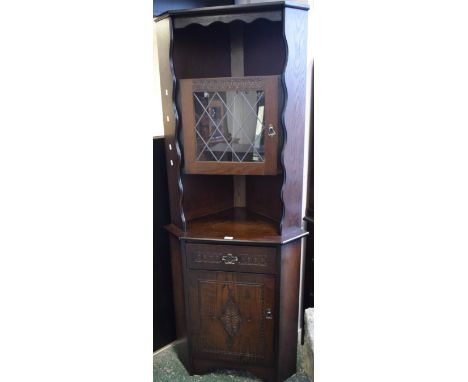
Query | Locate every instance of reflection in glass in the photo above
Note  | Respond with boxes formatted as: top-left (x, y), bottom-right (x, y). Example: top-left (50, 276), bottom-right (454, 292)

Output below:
top-left (193, 90), bottom-right (266, 162)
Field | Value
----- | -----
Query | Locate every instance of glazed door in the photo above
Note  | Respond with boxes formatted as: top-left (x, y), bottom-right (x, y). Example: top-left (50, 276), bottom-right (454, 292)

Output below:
top-left (187, 270), bottom-right (276, 366)
top-left (180, 76), bottom-right (280, 175)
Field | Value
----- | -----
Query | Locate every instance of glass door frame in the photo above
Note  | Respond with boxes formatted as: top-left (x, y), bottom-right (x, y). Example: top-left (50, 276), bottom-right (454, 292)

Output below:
top-left (179, 75), bottom-right (280, 175)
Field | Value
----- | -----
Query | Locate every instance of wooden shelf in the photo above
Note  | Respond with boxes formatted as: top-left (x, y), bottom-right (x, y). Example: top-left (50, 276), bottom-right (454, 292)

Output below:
top-left (165, 208), bottom-right (308, 244)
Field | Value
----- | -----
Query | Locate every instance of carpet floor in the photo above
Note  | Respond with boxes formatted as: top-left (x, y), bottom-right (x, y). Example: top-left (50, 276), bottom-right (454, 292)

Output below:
top-left (153, 342), bottom-right (311, 382)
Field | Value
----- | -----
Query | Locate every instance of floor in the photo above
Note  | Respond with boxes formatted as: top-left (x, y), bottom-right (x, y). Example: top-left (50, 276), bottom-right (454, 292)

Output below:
top-left (153, 341), bottom-right (311, 382)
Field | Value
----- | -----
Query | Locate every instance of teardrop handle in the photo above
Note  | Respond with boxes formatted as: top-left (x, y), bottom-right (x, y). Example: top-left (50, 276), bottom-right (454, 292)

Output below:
top-left (268, 124), bottom-right (276, 137)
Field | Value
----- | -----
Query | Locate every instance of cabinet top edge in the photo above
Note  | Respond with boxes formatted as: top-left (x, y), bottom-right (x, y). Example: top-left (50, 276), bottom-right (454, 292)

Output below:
top-left (164, 223), bottom-right (308, 245)
top-left (154, 1), bottom-right (309, 23)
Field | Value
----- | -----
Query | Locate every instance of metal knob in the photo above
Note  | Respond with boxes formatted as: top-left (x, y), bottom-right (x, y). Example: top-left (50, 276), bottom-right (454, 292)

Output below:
top-left (221, 253), bottom-right (238, 265)
top-left (265, 308), bottom-right (273, 320)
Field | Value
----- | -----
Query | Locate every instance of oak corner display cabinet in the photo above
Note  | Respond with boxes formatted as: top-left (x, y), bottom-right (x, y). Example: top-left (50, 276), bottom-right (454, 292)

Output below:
top-left (155, 2), bottom-right (309, 381)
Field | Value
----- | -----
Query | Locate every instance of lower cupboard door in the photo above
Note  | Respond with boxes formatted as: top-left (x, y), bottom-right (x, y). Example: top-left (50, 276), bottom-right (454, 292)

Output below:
top-left (187, 270), bottom-right (276, 366)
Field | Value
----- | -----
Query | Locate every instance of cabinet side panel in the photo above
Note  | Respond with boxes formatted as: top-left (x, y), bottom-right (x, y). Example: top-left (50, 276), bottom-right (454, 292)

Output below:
top-left (302, 219), bottom-right (314, 341)
top-left (280, 8), bottom-right (308, 234)
top-left (306, 64), bottom-right (314, 218)
top-left (169, 235), bottom-right (187, 339)
top-left (277, 240), bottom-right (302, 381)
top-left (154, 138), bottom-right (176, 351)
top-left (170, 236), bottom-right (191, 372)
top-left (156, 18), bottom-right (185, 229)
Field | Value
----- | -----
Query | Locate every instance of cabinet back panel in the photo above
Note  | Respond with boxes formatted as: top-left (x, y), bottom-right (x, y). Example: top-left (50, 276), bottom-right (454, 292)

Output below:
top-left (246, 175), bottom-right (283, 225)
top-left (173, 23), bottom-right (232, 79)
top-left (243, 20), bottom-right (285, 76)
top-left (173, 19), bottom-right (285, 79)
top-left (182, 174), bottom-right (234, 221)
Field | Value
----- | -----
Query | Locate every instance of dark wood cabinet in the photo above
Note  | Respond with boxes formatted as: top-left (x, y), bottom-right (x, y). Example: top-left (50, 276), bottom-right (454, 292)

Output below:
top-left (155, 2), bottom-right (309, 381)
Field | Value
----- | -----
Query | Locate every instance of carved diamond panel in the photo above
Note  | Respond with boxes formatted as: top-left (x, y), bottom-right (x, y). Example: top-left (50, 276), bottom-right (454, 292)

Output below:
top-left (219, 293), bottom-right (243, 348)
top-left (191, 272), bottom-right (275, 365)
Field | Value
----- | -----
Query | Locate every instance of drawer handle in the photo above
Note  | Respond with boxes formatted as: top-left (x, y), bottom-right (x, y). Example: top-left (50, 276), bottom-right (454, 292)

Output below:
top-left (221, 253), bottom-right (238, 265)
top-left (265, 308), bottom-right (273, 320)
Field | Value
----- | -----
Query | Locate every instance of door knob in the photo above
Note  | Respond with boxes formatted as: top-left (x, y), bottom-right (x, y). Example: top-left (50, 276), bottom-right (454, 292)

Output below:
top-left (265, 308), bottom-right (273, 320)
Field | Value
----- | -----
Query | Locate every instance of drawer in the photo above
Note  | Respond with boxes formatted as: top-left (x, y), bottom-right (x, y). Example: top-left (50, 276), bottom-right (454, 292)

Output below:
top-left (186, 243), bottom-right (277, 274)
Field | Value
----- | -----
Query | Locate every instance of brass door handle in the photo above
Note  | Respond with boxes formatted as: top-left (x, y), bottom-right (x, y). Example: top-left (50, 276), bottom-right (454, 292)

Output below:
top-left (268, 124), bottom-right (276, 137)
top-left (221, 254), bottom-right (238, 265)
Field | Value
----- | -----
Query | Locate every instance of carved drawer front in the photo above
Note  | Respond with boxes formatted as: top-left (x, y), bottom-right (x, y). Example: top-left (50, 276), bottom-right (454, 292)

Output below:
top-left (186, 243), bottom-right (277, 274)
top-left (187, 270), bottom-right (276, 366)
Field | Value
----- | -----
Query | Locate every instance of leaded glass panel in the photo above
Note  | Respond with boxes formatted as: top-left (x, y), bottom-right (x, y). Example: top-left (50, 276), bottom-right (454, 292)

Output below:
top-left (193, 89), bottom-right (266, 163)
